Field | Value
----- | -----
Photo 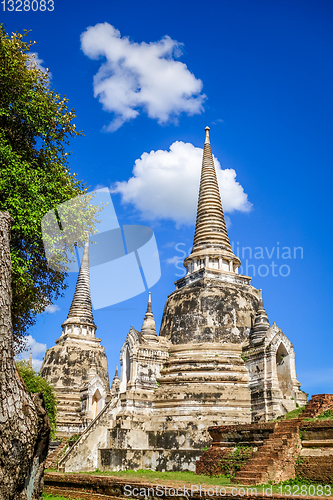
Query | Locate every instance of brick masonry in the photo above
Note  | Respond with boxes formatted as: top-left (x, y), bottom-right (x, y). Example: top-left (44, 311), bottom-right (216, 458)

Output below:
top-left (295, 456), bottom-right (333, 484)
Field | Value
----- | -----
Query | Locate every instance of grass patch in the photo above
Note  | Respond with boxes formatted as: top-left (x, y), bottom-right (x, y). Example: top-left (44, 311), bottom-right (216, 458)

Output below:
top-left (303, 409), bottom-right (333, 422)
top-left (58, 468), bottom-right (231, 485)
top-left (268, 406), bottom-right (305, 422)
top-left (284, 406), bottom-right (305, 419)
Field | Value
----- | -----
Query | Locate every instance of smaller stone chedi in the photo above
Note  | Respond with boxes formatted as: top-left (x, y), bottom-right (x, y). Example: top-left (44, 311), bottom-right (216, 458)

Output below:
top-left (56, 127), bottom-right (307, 472)
top-left (40, 241), bottom-right (110, 436)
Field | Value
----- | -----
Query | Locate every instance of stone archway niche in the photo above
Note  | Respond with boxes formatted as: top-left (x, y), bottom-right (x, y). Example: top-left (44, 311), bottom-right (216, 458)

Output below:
top-left (276, 342), bottom-right (292, 398)
top-left (125, 346), bottom-right (131, 385)
top-left (91, 389), bottom-right (102, 420)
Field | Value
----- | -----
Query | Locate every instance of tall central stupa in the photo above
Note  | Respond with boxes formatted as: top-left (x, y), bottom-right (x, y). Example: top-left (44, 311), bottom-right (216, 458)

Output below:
top-left (153, 126), bottom-right (255, 427)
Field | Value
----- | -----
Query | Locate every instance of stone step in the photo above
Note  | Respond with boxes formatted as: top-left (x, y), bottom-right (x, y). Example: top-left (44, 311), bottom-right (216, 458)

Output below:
top-left (235, 471), bottom-right (265, 479)
top-left (270, 432), bottom-right (293, 438)
top-left (248, 458), bottom-right (274, 466)
top-left (258, 446), bottom-right (281, 454)
top-left (241, 465), bottom-right (269, 473)
top-left (255, 451), bottom-right (279, 459)
top-left (234, 476), bottom-right (263, 485)
top-left (266, 438), bottom-right (285, 446)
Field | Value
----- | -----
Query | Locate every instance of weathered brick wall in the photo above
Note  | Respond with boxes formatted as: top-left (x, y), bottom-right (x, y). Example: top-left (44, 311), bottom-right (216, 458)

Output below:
top-left (300, 419), bottom-right (333, 440)
top-left (296, 457), bottom-right (333, 484)
top-left (196, 446), bottom-right (254, 477)
top-left (196, 422), bottom-right (275, 478)
top-left (208, 422), bottom-right (275, 445)
top-left (302, 394), bottom-right (333, 418)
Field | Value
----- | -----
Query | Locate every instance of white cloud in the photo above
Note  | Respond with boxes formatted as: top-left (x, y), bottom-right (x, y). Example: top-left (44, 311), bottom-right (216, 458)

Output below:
top-left (80, 23), bottom-right (205, 131)
top-left (165, 256), bottom-right (182, 265)
top-left (26, 52), bottom-right (51, 77)
top-left (21, 335), bottom-right (47, 357)
top-left (44, 304), bottom-right (60, 314)
top-left (32, 358), bottom-right (43, 372)
top-left (112, 141), bottom-right (252, 226)
top-left (17, 336), bottom-right (47, 372)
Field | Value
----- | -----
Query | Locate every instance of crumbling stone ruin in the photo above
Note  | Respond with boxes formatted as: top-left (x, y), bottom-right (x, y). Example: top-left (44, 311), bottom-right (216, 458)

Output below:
top-left (197, 393), bottom-right (333, 485)
top-left (44, 127), bottom-right (307, 472)
top-left (40, 241), bottom-right (110, 436)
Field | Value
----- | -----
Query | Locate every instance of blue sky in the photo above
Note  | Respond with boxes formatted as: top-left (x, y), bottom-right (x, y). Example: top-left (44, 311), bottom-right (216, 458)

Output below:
top-left (3, 0), bottom-right (333, 396)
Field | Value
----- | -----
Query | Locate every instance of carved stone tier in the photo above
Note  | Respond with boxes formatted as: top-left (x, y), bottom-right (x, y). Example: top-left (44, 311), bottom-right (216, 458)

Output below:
top-left (153, 342), bottom-right (251, 425)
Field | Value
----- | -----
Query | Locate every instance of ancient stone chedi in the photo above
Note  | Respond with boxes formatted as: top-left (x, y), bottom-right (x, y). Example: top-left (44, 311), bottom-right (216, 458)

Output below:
top-left (40, 241), bottom-right (110, 436)
top-left (59, 127), bottom-right (306, 472)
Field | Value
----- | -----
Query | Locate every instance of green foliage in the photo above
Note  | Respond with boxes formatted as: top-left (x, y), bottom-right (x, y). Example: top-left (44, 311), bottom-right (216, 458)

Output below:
top-left (67, 434), bottom-right (80, 447)
top-left (16, 360), bottom-right (57, 438)
top-left (303, 409), bottom-right (333, 422)
top-left (285, 406), bottom-right (305, 419)
top-left (318, 409), bottom-right (333, 419)
top-left (0, 25), bottom-right (99, 350)
top-left (215, 446), bottom-right (253, 479)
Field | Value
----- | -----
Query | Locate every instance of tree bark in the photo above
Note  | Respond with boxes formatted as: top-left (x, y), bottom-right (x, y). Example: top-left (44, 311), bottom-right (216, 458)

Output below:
top-left (0, 212), bottom-right (50, 500)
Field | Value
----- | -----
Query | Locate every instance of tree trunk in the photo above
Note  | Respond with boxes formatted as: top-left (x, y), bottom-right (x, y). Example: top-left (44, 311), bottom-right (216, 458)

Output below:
top-left (0, 212), bottom-right (50, 500)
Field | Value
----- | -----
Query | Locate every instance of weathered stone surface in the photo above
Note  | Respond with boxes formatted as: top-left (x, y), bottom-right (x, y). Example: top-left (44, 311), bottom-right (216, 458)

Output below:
top-left (244, 313), bottom-right (307, 422)
top-left (160, 278), bottom-right (258, 345)
top-left (100, 448), bottom-right (203, 472)
top-left (41, 341), bottom-right (109, 434)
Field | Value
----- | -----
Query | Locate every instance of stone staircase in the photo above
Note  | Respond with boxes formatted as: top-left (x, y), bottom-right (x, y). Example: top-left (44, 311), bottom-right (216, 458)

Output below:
top-left (46, 438), bottom-right (68, 469)
top-left (233, 419), bottom-right (301, 485)
top-left (233, 394), bottom-right (333, 485)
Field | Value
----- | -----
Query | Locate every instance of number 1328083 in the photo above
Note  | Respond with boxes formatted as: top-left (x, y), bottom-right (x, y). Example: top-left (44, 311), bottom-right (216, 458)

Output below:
top-left (2, 0), bottom-right (54, 11)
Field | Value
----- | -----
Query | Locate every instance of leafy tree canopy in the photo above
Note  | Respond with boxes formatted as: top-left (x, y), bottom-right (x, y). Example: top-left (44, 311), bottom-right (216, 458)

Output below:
top-left (16, 360), bottom-right (58, 439)
top-left (0, 25), bottom-right (97, 351)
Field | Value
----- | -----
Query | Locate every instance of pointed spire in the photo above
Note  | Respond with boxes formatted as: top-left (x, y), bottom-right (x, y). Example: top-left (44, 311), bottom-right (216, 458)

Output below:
top-left (29, 351), bottom-right (33, 369)
top-left (192, 127), bottom-right (232, 253)
top-left (205, 126), bottom-right (210, 144)
top-left (141, 292), bottom-right (157, 341)
top-left (62, 240), bottom-right (96, 329)
top-left (184, 127), bottom-right (240, 274)
top-left (111, 364), bottom-right (120, 394)
top-left (251, 290), bottom-right (270, 343)
top-left (88, 352), bottom-right (97, 378)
